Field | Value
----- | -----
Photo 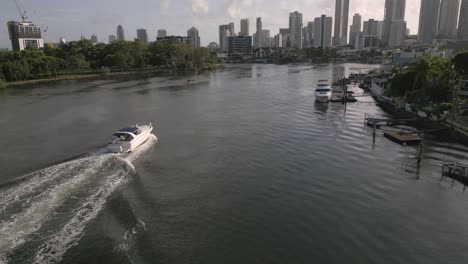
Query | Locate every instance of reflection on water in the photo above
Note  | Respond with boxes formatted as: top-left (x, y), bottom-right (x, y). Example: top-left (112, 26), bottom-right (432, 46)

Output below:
top-left (314, 101), bottom-right (330, 113)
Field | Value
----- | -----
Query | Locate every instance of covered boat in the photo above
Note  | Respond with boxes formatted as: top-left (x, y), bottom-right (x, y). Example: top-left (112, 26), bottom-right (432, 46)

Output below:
top-left (108, 123), bottom-right (154, 153)
top-left (315, 80), bottom-right (332, 103)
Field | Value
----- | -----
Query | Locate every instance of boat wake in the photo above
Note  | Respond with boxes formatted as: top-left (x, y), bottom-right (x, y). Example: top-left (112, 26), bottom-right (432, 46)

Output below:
top-left (0, 134), bottom-right (157, 264)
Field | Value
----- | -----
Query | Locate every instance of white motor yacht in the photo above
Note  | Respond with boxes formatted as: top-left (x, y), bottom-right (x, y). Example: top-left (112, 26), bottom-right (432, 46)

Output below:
top-left (315, 80), bottom-right (332, 103)
top-left (108, 123), bottom-right (154, 153)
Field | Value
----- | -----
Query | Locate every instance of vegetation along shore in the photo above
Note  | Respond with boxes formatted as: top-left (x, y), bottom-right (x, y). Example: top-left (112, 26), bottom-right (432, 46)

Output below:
top-left (0, 39), bottom-right (218, 87)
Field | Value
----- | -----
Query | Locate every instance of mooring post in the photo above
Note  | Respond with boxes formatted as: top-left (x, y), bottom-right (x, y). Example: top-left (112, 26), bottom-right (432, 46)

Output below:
top-left (417, 143), bottom-right (423, 165)
top-left (453, 162), bottom-right (458, 185)
top-left (441, 164), bottom-right (445, 181)
top-left (373, 120), bottom-right (377, 138)
top-left (343, 79), bottom-right (348, 112)
top-left (464, 167), bottom-right (468, 191)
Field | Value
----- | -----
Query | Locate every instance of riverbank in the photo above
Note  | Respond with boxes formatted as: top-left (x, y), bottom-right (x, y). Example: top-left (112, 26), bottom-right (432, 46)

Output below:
top-left (3, 68), bottom-right (174, 88)
top-left (2, 65), bottom-right (222, 88)
top-left (366, 82), bottom-right (468, 145)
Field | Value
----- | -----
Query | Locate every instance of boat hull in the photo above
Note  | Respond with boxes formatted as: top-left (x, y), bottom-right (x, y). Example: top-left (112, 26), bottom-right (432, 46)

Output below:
top-left (315, 94), bottom-right (331, 103)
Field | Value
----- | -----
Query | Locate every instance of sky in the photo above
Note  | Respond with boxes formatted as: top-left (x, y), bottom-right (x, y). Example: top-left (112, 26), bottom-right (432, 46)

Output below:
top-left (0, 0), bottom-right (421, 49)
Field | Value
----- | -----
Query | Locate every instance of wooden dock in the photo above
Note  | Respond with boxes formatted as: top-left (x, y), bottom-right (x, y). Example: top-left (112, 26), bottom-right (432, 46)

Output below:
top-left (364, 114), bottom-right (415, 127)
top-left (383, 131), bottom-right (422, 145)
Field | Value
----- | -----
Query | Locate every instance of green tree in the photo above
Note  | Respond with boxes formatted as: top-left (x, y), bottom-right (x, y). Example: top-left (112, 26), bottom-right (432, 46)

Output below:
top-left (387, 56), bottom-right (457, 107)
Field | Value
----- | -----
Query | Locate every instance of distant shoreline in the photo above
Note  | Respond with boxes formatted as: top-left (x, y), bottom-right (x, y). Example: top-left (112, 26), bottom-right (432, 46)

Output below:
top-left (4, 69), bottom-right (173, 88)
top-left (3, 64), bottom-right (225, 88)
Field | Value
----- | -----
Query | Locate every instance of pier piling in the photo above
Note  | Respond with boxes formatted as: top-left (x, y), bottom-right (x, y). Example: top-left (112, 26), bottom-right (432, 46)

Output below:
top-left (417, 143), bottom-right (423, 165)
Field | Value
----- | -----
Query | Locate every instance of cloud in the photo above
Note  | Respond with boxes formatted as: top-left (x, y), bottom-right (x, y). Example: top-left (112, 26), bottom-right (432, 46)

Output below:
top-left (160, 0), bottom-right (170, 14)
top-left (226, 0), bottom-right (254, 18)
top-left (192, 0), bottom-right (209, 14)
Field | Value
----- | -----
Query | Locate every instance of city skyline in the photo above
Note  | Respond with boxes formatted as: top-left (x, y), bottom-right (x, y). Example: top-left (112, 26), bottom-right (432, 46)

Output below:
top-left (0, 0), bottom-right (422, 48)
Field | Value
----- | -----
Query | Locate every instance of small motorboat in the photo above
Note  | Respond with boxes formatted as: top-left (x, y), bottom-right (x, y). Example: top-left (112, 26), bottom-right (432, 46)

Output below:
top-left (108, 123), bottom-right (154, 153)
top-left (315, 80), bottom-right (332, 103)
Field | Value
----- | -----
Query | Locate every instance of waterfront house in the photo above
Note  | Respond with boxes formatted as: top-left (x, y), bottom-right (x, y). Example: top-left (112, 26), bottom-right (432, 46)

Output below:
top-left (391, 47), bottom-right (454, 65)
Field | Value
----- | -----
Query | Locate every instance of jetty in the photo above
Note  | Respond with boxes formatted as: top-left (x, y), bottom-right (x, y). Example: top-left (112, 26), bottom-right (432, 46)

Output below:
top-left (364, 114), bottom-right (415, 127)
top-left (383, 130), bottom-right (422, 145)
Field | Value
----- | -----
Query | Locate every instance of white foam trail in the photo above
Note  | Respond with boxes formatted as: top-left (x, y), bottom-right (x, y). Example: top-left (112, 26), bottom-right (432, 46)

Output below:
top-left (0, 157), bottom-right (103, 214)
top-left (33, 160), bottom-right (133, 264)
top-left (33, 136), bottom-right (156, 263)
top-left (0, 155), bottom-right (112, 254)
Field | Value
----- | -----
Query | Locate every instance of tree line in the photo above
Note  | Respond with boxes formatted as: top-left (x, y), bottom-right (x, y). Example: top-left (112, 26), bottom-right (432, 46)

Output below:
top-left (385, 52), bottom-right (468, 114)
top-left (0, 39), bottom-right (217, 82)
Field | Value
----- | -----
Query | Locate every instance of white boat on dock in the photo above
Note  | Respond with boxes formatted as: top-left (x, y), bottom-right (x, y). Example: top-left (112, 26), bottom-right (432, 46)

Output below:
top-left (315, 80), bottom-right (332, 103)
top-left (108, 123), bottom-right (154, 153)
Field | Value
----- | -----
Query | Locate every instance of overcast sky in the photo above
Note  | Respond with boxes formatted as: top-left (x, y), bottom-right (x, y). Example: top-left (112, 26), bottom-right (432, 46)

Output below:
top-left (0, 0), bottom-right (421, 48)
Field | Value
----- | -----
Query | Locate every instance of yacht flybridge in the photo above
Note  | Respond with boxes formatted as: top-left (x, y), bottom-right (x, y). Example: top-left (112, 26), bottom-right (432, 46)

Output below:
top-left (315, 80), bottom-right (332, 103)
top-left (108, 123), bottom-right (154, 153)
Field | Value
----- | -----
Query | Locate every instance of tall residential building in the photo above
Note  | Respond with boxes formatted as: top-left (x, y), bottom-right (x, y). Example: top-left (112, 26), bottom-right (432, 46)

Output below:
top-left (349, 13), bottom-right (362, 48)
top-left (333, 0), bottom-right (350, 46)
top-left (109, 34), bottom-right (117, 43)
top-left (382, 0), bottom-right (406, 46)
top-left (351, 13), bottom-right (362, 32)
top-left (157, 29), bottom-right (167, 38)
top-left (219, 23), bottom-right (234, 51)
top-left (136, 29), bottom-right (148, 44)
top-left (438, 0), bottom-right (460, 39)
top-left (262, 30), bottom-right (273, 47)
top-left (255, 17), bottom-right (263, 48)
top-left (303, 22), bottom-right (314, 48)
top-left (7, 21), bottom-right (44, 51)
top-left (313, 15), bottom-right (333, 48)
top-left (417, 0), bottom-right (440, 44)
top-left (117, 25), bottom-right (125, 41)
top-left (363, 19), bottom-right (381, 36)
top-left (90, 34), bottom-right (98, 44)
top-left (274, 33), bottom-right (283, 48)
top-left (240, 19), bottom-right (249, 36)
top-left (376, 21), bottom-right (384, 38)
top-left (388, 20), bottom-right (407, 47)
top-left (253, 29), bottom-right (272, 48)
top-left (459, 0), bottom-right (468, 40)
top-left (280, 28), bottom-right (290, 48)
top-left (354, 19), bottom-right (383, 49)
top-left (187, 27), bottom-right (201, 48)
top-left (229, 22), bottom-right (235, 36)
top-left (220, 29), bottom-right (231, 51)
top-left (289, 11), bottom-right (303, 49)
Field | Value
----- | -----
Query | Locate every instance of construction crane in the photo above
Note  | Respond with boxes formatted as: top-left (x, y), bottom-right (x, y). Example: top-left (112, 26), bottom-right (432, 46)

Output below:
top-left (14, 0), bottom-right (28, 21)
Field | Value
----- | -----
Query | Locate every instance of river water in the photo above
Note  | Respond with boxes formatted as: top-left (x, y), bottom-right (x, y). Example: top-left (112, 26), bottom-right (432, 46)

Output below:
top-left (1, 63), bottom-right (468, 264)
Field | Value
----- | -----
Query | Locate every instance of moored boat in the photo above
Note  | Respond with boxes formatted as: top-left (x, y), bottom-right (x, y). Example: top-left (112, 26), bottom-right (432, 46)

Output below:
top-left (108, 123), bottom-right (154, 153)
top-left (315, 80), bottom-right (332, 103)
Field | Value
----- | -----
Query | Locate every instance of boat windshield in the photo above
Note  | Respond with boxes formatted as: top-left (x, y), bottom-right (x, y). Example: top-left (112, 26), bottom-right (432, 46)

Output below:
top-left (118, 127), bottom-right (141, 135)
top-left (316, 88), bottom-right (331, 92)
top-left (113, 133), bottom-right (134, 142)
